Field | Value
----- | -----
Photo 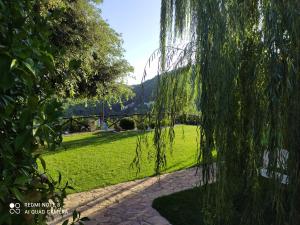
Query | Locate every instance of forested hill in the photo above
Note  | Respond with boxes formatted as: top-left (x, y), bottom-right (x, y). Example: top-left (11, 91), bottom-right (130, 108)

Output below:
top-left (123, 76), bottom-right (159, 112)
top-left (63, 76), bottom-right (159, 117)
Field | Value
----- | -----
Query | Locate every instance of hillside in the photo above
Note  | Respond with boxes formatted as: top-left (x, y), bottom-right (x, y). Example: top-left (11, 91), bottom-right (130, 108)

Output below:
top-left (63, 76), bottom-right (159, 117)
top-left (121, 76), bottom-right (158, 114)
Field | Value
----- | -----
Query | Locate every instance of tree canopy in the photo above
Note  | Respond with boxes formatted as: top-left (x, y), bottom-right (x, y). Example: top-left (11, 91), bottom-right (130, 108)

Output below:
top-left (46, 0), bottom-right (133, 99)
top-left (0, 1), bottom-right (132, 224)
top-left (147, 1), bottom-right (300, 225)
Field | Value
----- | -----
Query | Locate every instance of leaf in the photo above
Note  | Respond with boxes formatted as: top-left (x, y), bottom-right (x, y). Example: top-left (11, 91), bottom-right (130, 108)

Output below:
top-left (0, 54), bottom-right (14, 90)
top-left (15, 131), bottom-right (31, 150)
top-left (58, 171), bottom-right (62, 184)
top-left (14, 176), bottom-right (28, 185)
top-left (69, 59), bottom-right (81, 70)
top-left (80, 217), bottom-right (90, 221)
top-left (67, 185), bottom-right (75, 190)
top-left (38, 156), bottom-right (46, 171)
top-left (62, 219), bottom-right (69, 225)
top-left (72, 210), bottom-right (78, 221)
top-left (11, 187), bottom-right (24, 202)
top-left (41, 51), bottom-right (54, 70)
top-left (22, 59), bottom-right (36, 76)
top-left (10, 59), bottom-right (17, 69)
top-left (0, 185), bottom-right (9, 202)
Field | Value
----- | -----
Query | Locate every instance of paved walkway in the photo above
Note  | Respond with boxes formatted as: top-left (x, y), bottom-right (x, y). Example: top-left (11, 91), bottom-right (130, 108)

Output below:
top-left (49, 168), bottom-right (200, 225)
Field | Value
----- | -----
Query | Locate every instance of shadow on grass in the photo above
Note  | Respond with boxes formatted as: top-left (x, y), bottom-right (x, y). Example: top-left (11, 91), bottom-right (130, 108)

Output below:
top-left (152, 177), bottom-right (293, 225)
top-left (162, 155), bottom-right (197, 173)
top-left (153, 186), bottom-right (205, 225)
top-left (44, 130), bottom-right (149, 155)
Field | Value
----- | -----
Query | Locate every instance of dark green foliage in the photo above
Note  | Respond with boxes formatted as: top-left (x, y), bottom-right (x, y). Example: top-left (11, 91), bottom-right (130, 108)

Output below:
top-left (62, 71), bottom-right (197, 117)
top-left (0, 1), bottom-right (69, 224)
top-left (0, 0), bottom-right (130, 224)
top-left (153, 187), bottom-right (205, 225)
top-left (153, 179), bottom-right (288, 225)
top-left (62, 118), bottom-right (96, 133)
top-left (177, 114), bottom-right (200, 125)
top-left (63, 100), bottom-right (118, 117)
top-left (47, 0), bottom-right (133, 99)
top-left (136, 118), bottom-right (169, 130)
top-left (136, 122), bottom-right (148, 130)
top-left (113, 123), bottom-right (122, 132)
top-left (133, 115), bottom-right (149, 131)
top-left (148, 0), bottom-right (300, 225)
top-left (149, 122), bottom-right (156, 129)
top-left (62, 75), bottom-right (158, 116)
top-left (119, 118), bottom-right (136, 130)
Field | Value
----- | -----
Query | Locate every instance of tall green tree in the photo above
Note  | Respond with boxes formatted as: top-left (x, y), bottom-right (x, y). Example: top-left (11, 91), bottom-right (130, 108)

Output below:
top-left (0, 0), bottom-right (132, 224)
top-left (149, 0), bottom-right (300, 224)
top-left (47, 0), bottom-right (133, 99)
top-left (0, 1), bottom-right (69, 224)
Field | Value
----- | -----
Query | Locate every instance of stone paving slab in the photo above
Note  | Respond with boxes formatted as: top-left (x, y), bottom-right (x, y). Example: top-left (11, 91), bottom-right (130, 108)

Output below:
top-left (48, 167), bottom-right (200, 225)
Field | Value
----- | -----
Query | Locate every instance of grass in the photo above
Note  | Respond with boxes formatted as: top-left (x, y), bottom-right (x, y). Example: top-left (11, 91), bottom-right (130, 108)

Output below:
top-left (153, 187), bottom-right (205, 225)
top-left (41, 125), bottom-right (199, 193)
top-left (152, 179), bottom-right (291, 225)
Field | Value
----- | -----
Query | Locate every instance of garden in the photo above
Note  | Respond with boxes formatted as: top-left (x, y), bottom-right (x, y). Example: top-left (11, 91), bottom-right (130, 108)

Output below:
top-left (42, 125), bottom-right (199, 193)
top-left (1, 0), bottom-right (300, 225)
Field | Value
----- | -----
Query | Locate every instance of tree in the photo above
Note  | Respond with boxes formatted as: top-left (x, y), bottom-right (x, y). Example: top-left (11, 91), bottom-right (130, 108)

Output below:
top-left (147, 0), bottom-right (300, 225)
top-left (46, 0), bottom-right (133, 99)
top-left (0, 0), bottom-right (132, 224)
top-left (0, 1), bottom-right (68, 224)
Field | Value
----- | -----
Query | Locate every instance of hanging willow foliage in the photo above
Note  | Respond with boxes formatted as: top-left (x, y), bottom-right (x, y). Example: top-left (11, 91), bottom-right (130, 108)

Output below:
top-left (139, 0), bottom-right (300, 225)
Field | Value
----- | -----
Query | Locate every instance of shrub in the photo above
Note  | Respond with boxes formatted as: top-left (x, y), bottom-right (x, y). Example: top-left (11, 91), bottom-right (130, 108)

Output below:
top-left (63, 118), bottom-right (94, 133)
top-left (137, 122), bottom-right (148, 130)
top-left (88, 118), bottom-right (97, 131)
top-left (149, 122), bottom-right (156, 129)
top-left (185, 115), bottom-right (200, 125)
top-left (0, 2), bottom-right (68, 223)
top-left (114, 123), bottom-right (122, 132)
top-left (70, 120), bottom-right (87, 133)
top-left (119, 117), bottom-right (135, 130)
top-left (148, 119), bottom-right (168, 129)
top-left (176, 114), bottom-right (200, 125)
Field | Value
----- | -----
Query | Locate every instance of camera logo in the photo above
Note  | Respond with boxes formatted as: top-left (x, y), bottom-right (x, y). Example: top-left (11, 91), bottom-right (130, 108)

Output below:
top-left (9, 203), bottom-right (21, 214)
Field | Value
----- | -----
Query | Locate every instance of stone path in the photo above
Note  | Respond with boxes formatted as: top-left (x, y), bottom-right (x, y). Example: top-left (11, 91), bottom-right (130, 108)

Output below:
top-left (49, 167), bottom-right (200, 225)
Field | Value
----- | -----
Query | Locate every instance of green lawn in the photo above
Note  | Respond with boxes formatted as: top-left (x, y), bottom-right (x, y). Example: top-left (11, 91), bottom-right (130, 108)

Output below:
top-left (41, 125), bottom-right (199, 193)
top-left (153, 187), bottom-right (205, 225)
top-left (152, 179), bottom-right (285, 225)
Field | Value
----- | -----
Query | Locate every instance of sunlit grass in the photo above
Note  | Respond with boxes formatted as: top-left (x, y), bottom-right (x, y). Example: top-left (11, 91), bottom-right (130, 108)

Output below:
top-left (41, 125), bottom-right (199, 193)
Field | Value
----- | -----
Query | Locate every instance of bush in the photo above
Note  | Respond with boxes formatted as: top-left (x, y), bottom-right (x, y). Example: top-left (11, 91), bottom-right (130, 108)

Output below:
top-left (137, 122), bottom-right (148, 130)
top-left (148, 118), bottom-right (170, 129)
top-left (149, 122), bottom-right (156, 129)
top-left (185, 115), bottom-right (200, 125)
top-left (63, 118), bottom-right (96, 133)
top-left (114, 123), bottom-right (122, 132)
top-left (177, 114), bottom-right (200, 125)
top-left (119, 117), bottom-right (135, 130)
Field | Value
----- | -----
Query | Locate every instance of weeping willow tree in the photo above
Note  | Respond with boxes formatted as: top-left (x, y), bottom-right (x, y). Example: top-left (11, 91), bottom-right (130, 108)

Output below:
top-left (141, 0), bottom-right (300, 224)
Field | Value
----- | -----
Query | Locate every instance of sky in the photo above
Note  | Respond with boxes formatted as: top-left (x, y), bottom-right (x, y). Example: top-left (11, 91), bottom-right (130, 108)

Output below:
top-left (100, 0), bottom-right (161, 85)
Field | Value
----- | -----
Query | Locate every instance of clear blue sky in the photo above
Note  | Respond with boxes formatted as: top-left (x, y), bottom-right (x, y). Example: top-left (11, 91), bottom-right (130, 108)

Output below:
top-left (100, 0), bottom-right (161, 85)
